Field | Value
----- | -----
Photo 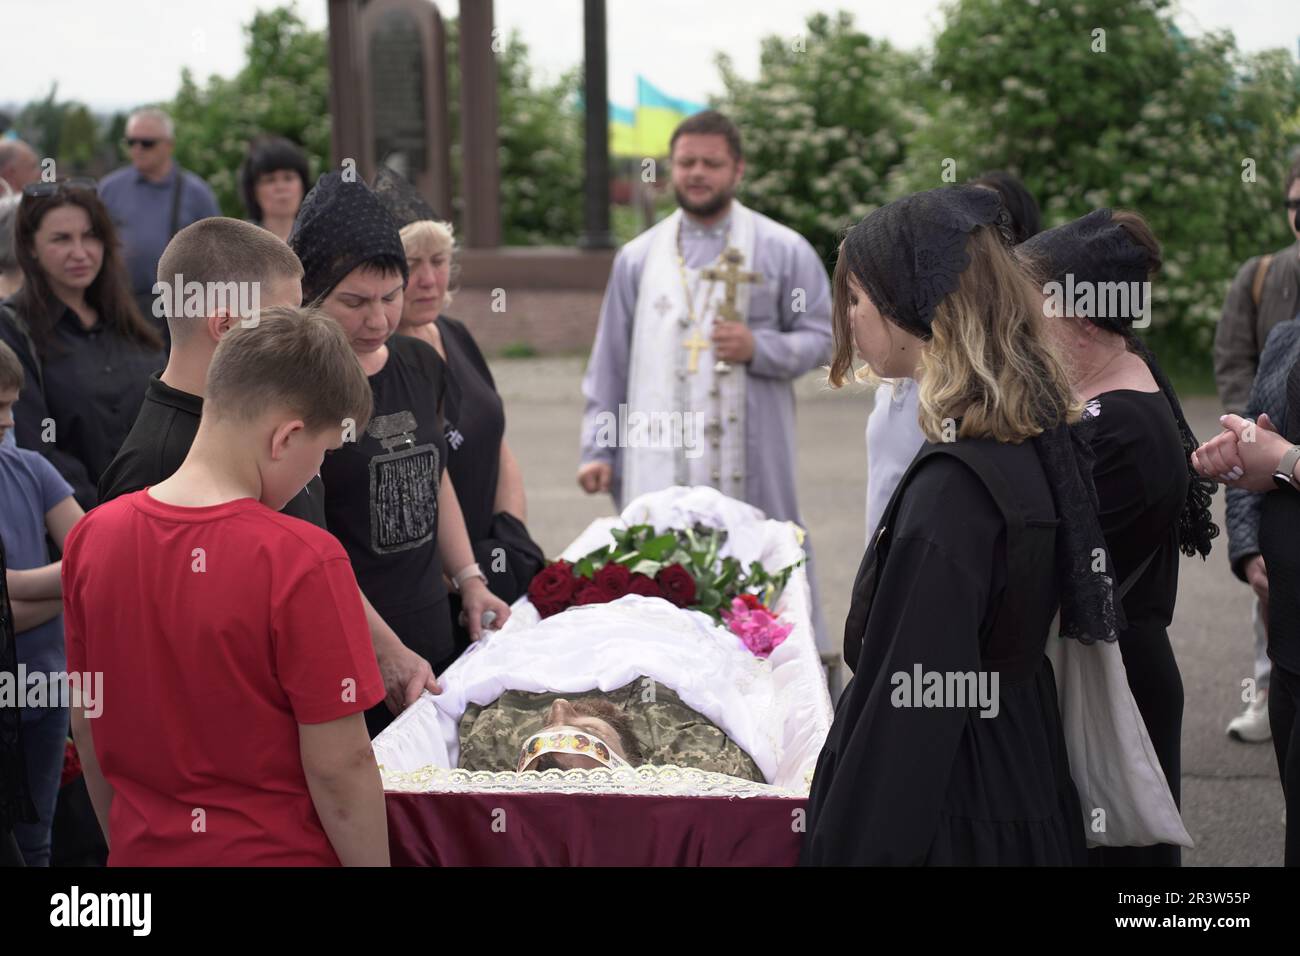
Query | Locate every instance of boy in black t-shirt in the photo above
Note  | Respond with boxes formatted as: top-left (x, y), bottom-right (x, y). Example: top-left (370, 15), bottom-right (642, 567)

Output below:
top-left (99, 217), bottom-right (438, 720)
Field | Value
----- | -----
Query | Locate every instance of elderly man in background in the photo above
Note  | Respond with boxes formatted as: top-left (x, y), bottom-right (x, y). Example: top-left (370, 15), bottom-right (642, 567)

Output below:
top-left (98, 108), bottom-right (220, 330)
top-left (0, 138), bottom-right (40, 196)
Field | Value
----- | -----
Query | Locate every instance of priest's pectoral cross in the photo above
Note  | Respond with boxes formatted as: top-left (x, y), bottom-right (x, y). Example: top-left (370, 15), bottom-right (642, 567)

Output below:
top-left (682, 329), bottom-right (710, 374)
top-left (701, 248), bottom-right (764, 372)
top-left (701, 248), bottom-right (764, 320)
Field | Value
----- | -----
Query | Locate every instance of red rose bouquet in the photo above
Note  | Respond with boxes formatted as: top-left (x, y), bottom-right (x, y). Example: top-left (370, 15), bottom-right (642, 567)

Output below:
top-left (524, 524), bottom-right (802, 655)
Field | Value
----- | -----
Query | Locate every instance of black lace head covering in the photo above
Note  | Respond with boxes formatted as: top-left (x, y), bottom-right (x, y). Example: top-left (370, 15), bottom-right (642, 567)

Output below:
top-left (843, 186), bottom-right (1121, 643)
top-left (840, 185), bottom-right (1014, 340)
top-left (970, 170), bottom-right (1042, 243)
top-left (1018, 210), bottom-right (1218, 559)
top-left (371, 166), bottom-right (443, 229)
top-left (289, 171), bottom-right (409, 305)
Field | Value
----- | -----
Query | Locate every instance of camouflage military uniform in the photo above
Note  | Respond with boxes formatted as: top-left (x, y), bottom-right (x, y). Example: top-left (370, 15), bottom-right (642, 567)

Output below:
top-left (458, 678), bottom-right (764, 782)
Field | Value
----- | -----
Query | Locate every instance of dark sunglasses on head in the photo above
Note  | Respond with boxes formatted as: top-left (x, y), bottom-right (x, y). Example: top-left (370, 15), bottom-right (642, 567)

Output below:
top-left (22, 177), bottom-right (98, 198)
top-left (1285, 199), bottom-right (1300, 212)
top-left (125, 138), bottom-right (159, 149)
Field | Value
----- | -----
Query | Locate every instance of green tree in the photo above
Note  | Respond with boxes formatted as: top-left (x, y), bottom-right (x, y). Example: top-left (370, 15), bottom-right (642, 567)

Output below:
top-left (896, 0), bottom-right (1300, 348)
top-left (170, 4), bottom-right (584, 243)
top-left (57, 104), bottom-right (100, 175)
top-left (16, 84), bottom-right (64, 162)
top-left (13, 85), bottom-right (114, 179)
top-left (443, 19), bottom-right (585, 245)
top-left (168, 4), bottom-right (331, 217)
top-left (716, 11), bottom-right (930, 265)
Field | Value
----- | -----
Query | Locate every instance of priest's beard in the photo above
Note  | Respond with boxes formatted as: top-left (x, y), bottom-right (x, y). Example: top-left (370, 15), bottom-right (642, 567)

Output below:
top-left (675, 185), bottom-right (734, 220)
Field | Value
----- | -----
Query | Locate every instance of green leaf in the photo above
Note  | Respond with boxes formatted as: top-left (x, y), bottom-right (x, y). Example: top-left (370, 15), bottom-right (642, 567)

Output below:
top-left (630, 559), bottom-right (663, 577)
top-left (574, 557), bottom-right (596, 579)
top-left (640, 533), bottom-right (678, 561)
top-left (668, 548), bottom-right (692, 567)
top-left (704, 532), bottom-right (721, 569)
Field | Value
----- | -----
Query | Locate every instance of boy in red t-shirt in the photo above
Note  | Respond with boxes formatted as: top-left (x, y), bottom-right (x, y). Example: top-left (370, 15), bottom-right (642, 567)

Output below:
top-left (63, 307), bottom-right (388, 866)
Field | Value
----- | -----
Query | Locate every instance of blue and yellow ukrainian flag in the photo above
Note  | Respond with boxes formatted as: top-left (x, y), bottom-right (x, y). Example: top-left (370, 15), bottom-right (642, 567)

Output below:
top-left (609, 77), bottom-right (708, 159)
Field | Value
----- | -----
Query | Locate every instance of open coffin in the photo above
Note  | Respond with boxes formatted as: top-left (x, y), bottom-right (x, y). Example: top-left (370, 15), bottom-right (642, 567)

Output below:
top-left (373, 486), bottom-right (833, 865)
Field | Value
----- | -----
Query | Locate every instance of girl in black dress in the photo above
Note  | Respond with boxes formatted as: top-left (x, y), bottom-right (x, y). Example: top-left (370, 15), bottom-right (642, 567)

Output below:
top-left (1019, 210), bottom-right (1217, 866)
top-left (373, 168), bottom-right (544, 653)
top-left (289, 172), bottom-right (510, 737)
top-left (802, 186), bottom-right (1121, 866)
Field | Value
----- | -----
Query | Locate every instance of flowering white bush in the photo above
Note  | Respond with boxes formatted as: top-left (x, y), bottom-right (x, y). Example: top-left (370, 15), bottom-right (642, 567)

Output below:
top-left (721, 1), bottom-right (1300, 354)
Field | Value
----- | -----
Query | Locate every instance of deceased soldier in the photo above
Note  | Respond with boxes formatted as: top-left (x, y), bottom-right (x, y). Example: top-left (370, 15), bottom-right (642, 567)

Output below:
top-left (462, 684), bottom-right (764, 781)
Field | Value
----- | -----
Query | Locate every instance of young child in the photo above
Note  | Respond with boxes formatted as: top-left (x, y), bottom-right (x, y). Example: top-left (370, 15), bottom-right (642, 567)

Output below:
top-left (64, 307), bottom-right (389, 866)
top-left (0, 340), bottom-right (84, 866)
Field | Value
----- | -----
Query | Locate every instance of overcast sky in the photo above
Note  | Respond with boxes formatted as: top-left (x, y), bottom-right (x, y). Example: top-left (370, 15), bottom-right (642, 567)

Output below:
top-left (4, 0), bottom-right (1298, 114)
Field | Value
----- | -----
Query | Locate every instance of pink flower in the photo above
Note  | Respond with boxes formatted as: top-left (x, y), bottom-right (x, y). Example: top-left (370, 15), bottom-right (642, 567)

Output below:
top-left (722, 597), bottom-right (793, 658)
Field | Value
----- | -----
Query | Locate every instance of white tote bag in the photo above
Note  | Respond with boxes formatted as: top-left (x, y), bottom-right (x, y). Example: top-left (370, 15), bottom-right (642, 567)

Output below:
top-left (1045, 560), bottom-right (1193, 848)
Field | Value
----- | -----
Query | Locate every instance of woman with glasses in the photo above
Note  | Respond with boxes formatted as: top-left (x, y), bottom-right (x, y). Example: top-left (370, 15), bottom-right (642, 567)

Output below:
top-left (0, 180), bottom-right (164, 507)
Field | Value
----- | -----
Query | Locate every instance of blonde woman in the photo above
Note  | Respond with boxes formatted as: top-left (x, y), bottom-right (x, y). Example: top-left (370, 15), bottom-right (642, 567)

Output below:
top-left (374, 168), bottom-right (542, 655)
top-left (801, 186), bottom-right (1116, 866)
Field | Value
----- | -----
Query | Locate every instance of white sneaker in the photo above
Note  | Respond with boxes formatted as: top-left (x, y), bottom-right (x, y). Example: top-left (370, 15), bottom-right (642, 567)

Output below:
top-left (1226, 690), bottom-right (1271, 743)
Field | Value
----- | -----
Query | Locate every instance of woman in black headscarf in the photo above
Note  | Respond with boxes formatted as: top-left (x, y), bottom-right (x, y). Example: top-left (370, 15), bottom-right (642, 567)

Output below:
top-left (1018, 210), bottom-right (1217, 866)
top-left (802, 185), bottom-right (1114, 866)
top-left (289, 171), bottom-right (511, 737)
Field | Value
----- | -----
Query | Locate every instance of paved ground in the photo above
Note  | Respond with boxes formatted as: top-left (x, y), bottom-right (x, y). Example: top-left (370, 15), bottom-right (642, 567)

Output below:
top-left (492, 355), bottom-right (1284, 866)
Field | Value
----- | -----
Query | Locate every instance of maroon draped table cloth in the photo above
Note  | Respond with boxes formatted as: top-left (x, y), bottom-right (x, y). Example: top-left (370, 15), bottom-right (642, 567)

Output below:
top-left (386, 790), bottom-right (807, 866)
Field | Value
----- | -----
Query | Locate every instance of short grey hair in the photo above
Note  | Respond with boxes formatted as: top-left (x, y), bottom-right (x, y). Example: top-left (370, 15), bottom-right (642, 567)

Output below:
top-left (128, 107), bottom-right (175, 140)
top-left (0, 139), bottom-right (36, 178)
top-left (0, 193), bottom-right (19, 272)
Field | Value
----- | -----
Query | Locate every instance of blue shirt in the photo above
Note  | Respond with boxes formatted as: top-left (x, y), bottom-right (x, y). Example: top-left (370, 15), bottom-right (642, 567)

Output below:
top-left (98, 162), bottom-right (222, 297)
top-left (0, 430), bottom-right (74, 674)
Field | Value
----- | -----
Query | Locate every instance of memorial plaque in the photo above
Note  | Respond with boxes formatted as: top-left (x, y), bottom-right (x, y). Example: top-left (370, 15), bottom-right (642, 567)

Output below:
top-left (369, 8), bottom-right (427, 182)
top-left (328, 0), bottom-right (453, 221)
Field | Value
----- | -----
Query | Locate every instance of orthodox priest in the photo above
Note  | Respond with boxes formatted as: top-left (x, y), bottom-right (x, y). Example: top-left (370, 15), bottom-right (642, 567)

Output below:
top-left (579, 110), bottom-right (833, 645)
